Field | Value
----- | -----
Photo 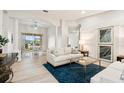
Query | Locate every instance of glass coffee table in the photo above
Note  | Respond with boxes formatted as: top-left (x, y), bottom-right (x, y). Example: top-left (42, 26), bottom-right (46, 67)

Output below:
top-left (76, 56), bottom-right (101, 79)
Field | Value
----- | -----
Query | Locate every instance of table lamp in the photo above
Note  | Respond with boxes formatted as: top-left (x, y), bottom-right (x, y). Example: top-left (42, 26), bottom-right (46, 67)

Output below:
top-left (79, 40), bottom-right (84, 50)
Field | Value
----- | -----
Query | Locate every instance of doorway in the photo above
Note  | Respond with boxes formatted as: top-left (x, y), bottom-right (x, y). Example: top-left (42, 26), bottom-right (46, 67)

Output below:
top-left (21, 33), bottom-right (42, 57)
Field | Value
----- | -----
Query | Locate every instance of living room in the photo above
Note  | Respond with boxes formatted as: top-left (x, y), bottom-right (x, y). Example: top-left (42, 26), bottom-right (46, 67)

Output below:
top-left (1, 0), bottom-right (124, 93)
top-left (1, 10), bottom-right (124, 83)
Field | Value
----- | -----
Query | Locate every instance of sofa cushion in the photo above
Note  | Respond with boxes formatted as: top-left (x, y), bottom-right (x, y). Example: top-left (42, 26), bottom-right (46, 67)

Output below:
top-left (99, 68), bottom-right (123, 83)
top-left (64, 47), bottom-right (72, 54)
top-left (52, 49), bottom-right (64, 56)
top-left (91, 62), bottom-right (124, 83)
top-left (108, 61), bottom-right (124, 71)
top-left (70, 54), bottom-right (83, 59)
top-left (91, 67), bottom-right (118, 83)
top-left (54, 54), bottom-right (72, 62)
top-left (72, 48), bottom-right (79, 54)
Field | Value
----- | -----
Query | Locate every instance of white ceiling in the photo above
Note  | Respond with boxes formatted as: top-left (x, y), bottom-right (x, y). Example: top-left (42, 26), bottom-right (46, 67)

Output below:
top-left (8, 10), bottom-right (108, 20)
top-left (18, 18), bottom-right (52, 28)
top-left (41, 10), bottom-right (108, 20)
top-left (7, 10), bottom-right (108, 26)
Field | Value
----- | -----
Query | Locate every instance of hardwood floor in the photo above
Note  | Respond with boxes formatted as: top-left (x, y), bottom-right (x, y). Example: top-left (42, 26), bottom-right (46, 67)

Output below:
top-left (11, 53), bottom-right (110, 83)
top-left (11, 54), bottom-right (58, 83)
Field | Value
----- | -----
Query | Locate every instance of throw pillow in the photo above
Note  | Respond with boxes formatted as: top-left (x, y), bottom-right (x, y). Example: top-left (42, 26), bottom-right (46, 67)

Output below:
top-left (52, 49), bottom-right (64, 56)
top-left (72, 48), bottom-right (79, 54)
top-left (120, 69), bottom-right (124, 80)
top-left (64, 47), bottom-right (72, 54)
top-left (52, 50), bottom-right (58, 56)
top-left (122, 59), bottom-right (124, 63)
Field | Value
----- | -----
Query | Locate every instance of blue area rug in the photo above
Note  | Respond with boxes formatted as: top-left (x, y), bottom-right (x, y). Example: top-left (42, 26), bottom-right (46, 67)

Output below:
top-left (43, 63), bottom-right (105, 83)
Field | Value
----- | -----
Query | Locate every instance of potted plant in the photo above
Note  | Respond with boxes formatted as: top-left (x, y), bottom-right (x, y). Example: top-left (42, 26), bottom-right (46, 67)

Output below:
top-left (0, 35), bottom-right (9, 61)
top-left (0, 35), bottom-right (9, 53)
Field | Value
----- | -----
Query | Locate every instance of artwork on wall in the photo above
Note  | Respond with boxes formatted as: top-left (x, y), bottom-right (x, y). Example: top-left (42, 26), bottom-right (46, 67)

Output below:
top-left (98, 26), bottom-right (113, 62)
top-left (99, 45), bottom-right (112, 60)
top-left (99, 27), bottom-right (113, 44)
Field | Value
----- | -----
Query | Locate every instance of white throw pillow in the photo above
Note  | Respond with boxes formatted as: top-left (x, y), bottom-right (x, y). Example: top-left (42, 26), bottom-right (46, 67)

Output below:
top-left (52, 49), bottom-right (64, 56)
top-left (122, 59), bottom-right (124, 63)
top-left (64, 47), bottom-right (72, 54)
top-left (57, 49), bottom-right (64, 55)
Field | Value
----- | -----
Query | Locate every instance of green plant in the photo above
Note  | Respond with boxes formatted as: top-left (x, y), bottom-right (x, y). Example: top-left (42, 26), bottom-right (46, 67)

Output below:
top-left (0, 35), bottom-right (9, 47)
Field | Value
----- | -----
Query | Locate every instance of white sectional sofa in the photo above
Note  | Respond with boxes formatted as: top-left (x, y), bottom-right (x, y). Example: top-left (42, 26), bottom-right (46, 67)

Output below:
top-left (91, 61), bottom-right (124, 83)
top-left (47, 47), bottom-right (83, 67)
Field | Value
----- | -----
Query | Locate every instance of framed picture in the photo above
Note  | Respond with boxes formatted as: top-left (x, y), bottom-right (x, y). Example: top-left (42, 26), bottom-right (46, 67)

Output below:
top-left (98, 26), bottom-right (113, 44)
top-left (98, 45), bottom-right (113, 62)
top-left (98, 26), bottom-right (114, 62)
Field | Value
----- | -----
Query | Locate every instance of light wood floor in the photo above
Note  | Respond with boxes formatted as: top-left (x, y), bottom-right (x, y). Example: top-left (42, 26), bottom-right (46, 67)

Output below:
top-left (11, 54), bottom-right (58, 83)
top-left (11, 54), bottom-right (110, 83)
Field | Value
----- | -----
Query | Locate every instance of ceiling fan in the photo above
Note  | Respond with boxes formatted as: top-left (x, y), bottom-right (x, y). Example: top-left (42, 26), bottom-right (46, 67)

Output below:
top-left (33, 21), bottom-right (39, 30)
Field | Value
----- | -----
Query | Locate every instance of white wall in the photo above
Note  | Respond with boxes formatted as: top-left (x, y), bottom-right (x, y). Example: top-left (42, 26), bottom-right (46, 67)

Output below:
top-left (0, 10), bottom-right (3, 34)
top-left (119, 26), bottom-right (124, 55)
top-left (78, 10), bottom-right (124, 61)
top-left (56, 26), bottom-right (62, 49)
top-left (47, 26), bottom-right (56, 49)
top-left (0, 11), bottom-right (21, 62)
top-left (61, 20), bottom-right (68, 48)
top-left (2, 11), bottom-right (14, 53)
top-left (80, 28), bottom-right (98, 58)
top-left (78, 11), bottom-right (124, 29)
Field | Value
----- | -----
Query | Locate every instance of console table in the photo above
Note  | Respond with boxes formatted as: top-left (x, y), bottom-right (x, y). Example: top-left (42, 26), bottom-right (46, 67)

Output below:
top-left (0, 53), bottom-right (18, 83)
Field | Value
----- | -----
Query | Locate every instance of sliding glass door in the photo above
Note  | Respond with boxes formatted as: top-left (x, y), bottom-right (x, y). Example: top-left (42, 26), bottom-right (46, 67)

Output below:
top-left (21, 33), bottom-right (42, 53)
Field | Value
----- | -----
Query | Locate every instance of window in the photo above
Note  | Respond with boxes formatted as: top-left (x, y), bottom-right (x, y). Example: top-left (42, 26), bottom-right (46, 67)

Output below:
top-left (22, 33), bottom-right (42, 51)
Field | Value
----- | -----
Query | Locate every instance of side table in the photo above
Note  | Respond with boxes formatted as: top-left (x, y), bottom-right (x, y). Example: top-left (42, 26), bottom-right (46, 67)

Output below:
top-left (117, 55), bottom-right (124, 62)
top-left (79, 50), bottom-right (89, 57)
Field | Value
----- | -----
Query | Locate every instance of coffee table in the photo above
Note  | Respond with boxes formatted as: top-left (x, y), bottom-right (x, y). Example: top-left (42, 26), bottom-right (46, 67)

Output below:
top-left (76, 56), bottom-right (101, 78)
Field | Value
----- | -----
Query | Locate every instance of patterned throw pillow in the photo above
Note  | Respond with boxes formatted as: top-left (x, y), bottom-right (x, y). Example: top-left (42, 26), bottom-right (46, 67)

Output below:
top-left (51, 49), bottom-right (64, 56)
top-left (51, 50), bottom-right (58, 56)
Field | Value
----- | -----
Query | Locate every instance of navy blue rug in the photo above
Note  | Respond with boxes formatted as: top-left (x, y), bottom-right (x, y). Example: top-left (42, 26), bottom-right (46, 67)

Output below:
top-left (43, 63), bottom-right (105, 83)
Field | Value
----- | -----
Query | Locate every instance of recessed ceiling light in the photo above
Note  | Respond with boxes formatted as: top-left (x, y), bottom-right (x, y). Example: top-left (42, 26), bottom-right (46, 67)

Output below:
top-left (81, 11), bottom-right (86, 14)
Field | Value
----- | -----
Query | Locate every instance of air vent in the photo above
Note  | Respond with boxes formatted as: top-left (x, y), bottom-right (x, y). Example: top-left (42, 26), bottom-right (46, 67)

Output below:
top-left (43, 10), bottom-right (48, 13)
